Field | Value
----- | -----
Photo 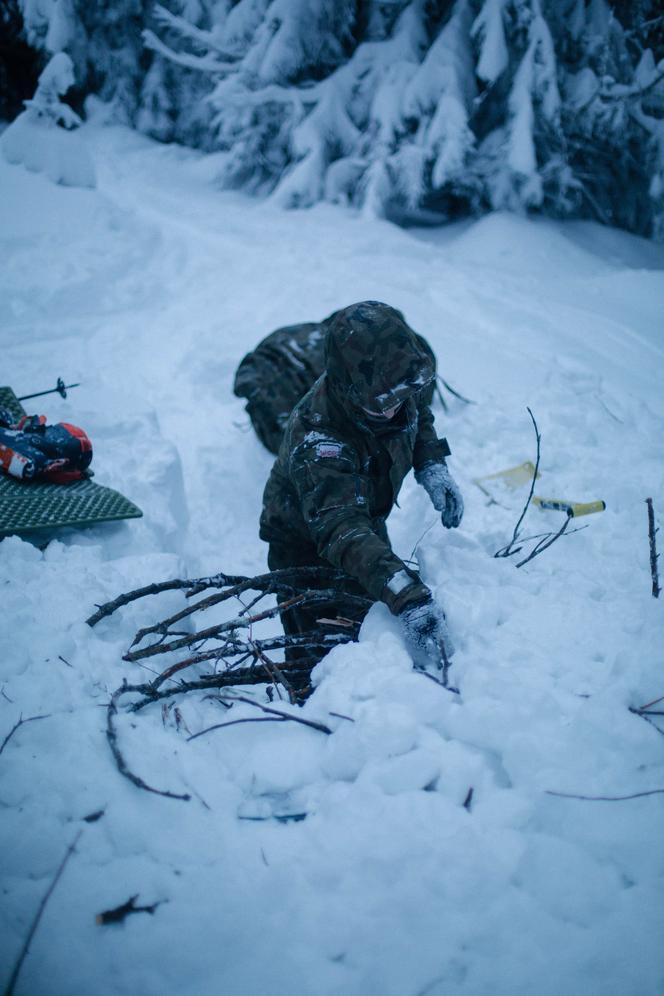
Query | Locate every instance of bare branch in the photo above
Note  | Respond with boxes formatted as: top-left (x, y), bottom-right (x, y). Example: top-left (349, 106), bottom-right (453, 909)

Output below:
top-left (629, 706), bottom-right (664, 738)
top-left (638, 694), bottom-right (664, 711)
top-left (4, 830), bottom-right (83, 996)
top-left (87, 578), bottom-right (199, 627)
top-left (0, 713), bottom-right (50, 756)
top-left (99, 568), bottom-right (371, 789)
top-left (107, 684), bottom-right (191, 802)
top-left (187, 716), bottom-right (287, 741)
top-left (187, 695), bottom-right (332, 740)
top-left (646, 498), bottom-right (660, 598)
top-left (123, 595), bottom-right (309, 662)
top-left (546, 788), bottom-right (664, 801)
top-left (495, 408), bottom-right (541, 558)
top-left (437, 376), bottom-right (476, 405)
top-left (516, 513), bottom-right (572, 568)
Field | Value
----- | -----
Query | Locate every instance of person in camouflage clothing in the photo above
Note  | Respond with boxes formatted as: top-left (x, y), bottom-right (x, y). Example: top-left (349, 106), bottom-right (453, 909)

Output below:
top-left (234, 309), bottom-right (437, 455)
top-left (259, 301), bottom-right (463, 685)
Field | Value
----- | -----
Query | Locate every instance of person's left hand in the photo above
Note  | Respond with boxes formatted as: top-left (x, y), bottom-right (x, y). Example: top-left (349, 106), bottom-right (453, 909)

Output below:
top-left (416, 461), bottom-right (464, 528)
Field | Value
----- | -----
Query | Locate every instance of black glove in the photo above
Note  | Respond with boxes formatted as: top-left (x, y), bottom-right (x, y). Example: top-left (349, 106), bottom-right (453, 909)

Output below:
top-left (415, 461), bottom-right (464, 528)
top-left (400, 598), bottom-right (455, 671)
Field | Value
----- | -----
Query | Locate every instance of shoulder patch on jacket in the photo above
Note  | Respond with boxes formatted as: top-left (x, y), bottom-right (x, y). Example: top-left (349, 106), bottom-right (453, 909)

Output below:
top-left (316, 442), bottom-right (343, 459)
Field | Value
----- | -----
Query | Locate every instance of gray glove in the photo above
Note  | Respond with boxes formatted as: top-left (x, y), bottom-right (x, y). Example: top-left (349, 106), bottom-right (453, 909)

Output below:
top-left (415, 461), bottom-right (464, 528)
top-left (400, 599), bottom-right (455, 671)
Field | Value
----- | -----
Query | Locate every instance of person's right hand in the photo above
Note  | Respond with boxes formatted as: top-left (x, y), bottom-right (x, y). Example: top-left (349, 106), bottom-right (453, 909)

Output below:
top-left (399, 598), bottom-right (455, 670)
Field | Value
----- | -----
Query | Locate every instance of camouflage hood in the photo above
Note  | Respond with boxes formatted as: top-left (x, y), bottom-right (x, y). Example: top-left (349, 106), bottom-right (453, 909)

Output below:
top-left (323, 301), bottom-right (435, 419)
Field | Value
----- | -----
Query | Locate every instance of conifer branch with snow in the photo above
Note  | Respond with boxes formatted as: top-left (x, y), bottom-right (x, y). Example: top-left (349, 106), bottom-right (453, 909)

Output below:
top-left (8, 1), bottom-right (664, 234)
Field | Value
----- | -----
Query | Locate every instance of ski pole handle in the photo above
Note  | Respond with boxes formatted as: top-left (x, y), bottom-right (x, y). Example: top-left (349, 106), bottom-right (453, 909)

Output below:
top-left (534, 497), bottom-right (606, 517)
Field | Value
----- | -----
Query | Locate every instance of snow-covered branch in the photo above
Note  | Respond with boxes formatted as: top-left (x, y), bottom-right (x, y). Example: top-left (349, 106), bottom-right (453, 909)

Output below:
top-left (152, 4), bottom-right (239, 59)
top-left (142, 29), bottom-right (234, 74)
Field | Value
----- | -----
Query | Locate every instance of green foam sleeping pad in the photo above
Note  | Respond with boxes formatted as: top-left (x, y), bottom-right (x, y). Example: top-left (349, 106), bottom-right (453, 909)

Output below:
top-left (0, 386), bottom-right (143, 537)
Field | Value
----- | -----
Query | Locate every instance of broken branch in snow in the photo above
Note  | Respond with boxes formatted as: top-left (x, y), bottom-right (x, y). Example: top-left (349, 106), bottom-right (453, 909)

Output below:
top-left (416, 669), bottom-right (460, 696)
top-left (86, 577), bottom-right (201, 626)
top-left (646, 498), bottom-right (660, 598)
top-left (101, 568), bottom-right (367, 799)
top-left (629, 705), bottom-right (664, 739)
top-left (546, 788), bottom-right (664, 801)
top-left (437, 376), bottom-right (476, 406)
top-left (0, 713), bottom-right (50, 756)
top-left (4, 830), bottom-right (83, 996)
top-left (96, 894), bottom-right (164, 926)
top-left (188, 694), bottom-right (333, 740)
top-left (638, 694), bottom-right (664, 711)
top-left (187, 716), bottom-right (286, 740)
top-left (493, 410), bottom-right (582, 568)
top-left (515, 513), bottom-right (572, 568)
top-left (107, 684), bottom-right (191, 802)
top-left (88, 566), bottom-right (359, 628)
top-left (494, 408), bottom-right (541, 559)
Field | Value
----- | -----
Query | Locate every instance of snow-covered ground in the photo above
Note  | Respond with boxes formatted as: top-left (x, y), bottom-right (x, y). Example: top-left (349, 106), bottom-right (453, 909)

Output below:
top-left (1, 125), bottom-right (663, 996)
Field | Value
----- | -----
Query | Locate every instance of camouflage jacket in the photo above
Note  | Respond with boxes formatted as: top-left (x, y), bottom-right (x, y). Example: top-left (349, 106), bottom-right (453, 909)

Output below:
top-left (260, 302), bottom-right (450, 614)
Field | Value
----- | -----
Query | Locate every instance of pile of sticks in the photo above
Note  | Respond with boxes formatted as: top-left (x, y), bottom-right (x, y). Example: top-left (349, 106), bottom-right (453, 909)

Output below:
top-left (87, 567), bottom-right (370, 799)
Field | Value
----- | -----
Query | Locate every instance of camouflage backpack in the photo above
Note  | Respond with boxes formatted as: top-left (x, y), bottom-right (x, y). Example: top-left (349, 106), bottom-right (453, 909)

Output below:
top-left (234, 309), bottom-right (437, 455)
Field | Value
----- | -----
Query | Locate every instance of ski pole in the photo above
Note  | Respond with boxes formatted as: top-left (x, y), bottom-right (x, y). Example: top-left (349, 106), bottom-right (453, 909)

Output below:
top-left (18, 378), bottom-right (80, 402)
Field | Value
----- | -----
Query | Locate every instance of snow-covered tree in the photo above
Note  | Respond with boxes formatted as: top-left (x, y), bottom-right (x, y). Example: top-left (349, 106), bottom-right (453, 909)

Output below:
top-left (7, 0), bottom-right (664, 238)
top-left (1, 51), bottom-right (96, 186)
top-left (16, 0), bottom-right (152, 122)
top-left (0, 0), bottom-right (43, 122)
top-left (559, 0), bottom-right (664, 235)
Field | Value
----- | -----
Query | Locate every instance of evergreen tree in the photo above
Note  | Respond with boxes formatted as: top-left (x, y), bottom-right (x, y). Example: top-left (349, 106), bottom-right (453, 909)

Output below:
top-left (8, 0), bottom-right (664, 238)
top-left (1, 51), bottom-right (96, 187)
top-left (0, 0), bottom-right (43, 122)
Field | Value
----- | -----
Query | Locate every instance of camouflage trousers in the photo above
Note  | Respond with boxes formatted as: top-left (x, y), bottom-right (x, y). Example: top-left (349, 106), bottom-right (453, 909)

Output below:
top-left (267, 540), bottom-right (372, 681)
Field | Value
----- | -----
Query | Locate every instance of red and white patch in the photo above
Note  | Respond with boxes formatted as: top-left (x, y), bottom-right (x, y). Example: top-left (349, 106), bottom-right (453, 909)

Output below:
top-left (316, 442), bottom-right (342, 459)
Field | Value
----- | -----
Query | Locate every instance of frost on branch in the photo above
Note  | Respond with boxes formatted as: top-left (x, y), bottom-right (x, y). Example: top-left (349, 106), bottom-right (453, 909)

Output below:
top-left (0, 52), bottom-right (96, 188)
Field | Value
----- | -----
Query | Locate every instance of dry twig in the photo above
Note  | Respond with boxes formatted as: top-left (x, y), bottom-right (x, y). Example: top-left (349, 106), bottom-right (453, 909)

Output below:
top-left (0, 713), bottom-right (50, 756)
top-left (494, 408), bottom-right (541, 559)
top-left (493, 409), bottom-right (582, 567)
top-left (516, 513), bottom-right (572, 568)
top-left (187, 694), bottom-right (332, 741)
top-left (437, 376), bottom-right (476, 406)
top-left (646, 498), bottom-right (660, 598)
top-left (96, 894), bottom-right (163, 926)
top-left (3, 831), bottom-right (82, 996)
top-left (107, 684), bottom-right (191, 802)
top-left (546, 788), bottom-right (664, 801)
